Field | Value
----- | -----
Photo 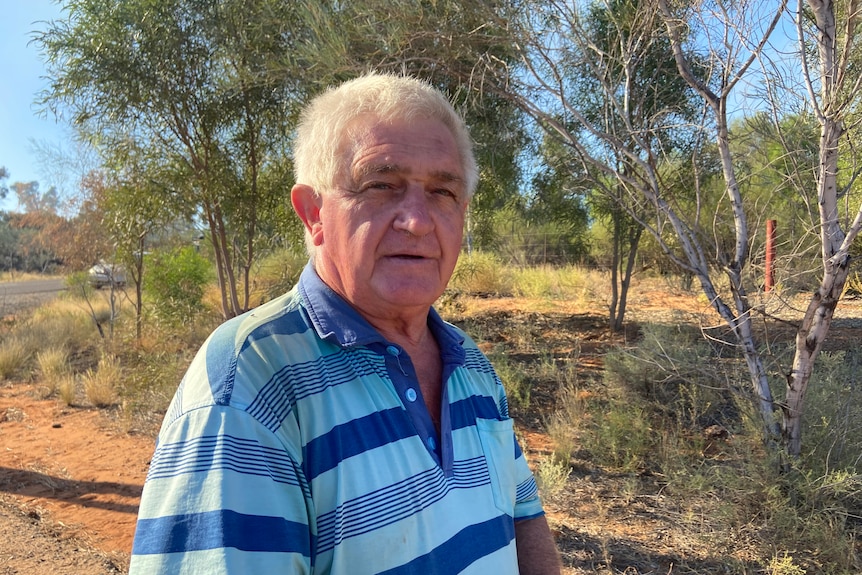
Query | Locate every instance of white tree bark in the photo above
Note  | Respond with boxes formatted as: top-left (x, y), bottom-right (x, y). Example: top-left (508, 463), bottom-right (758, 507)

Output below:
top-left (782, 0), bottom-right (862, 457)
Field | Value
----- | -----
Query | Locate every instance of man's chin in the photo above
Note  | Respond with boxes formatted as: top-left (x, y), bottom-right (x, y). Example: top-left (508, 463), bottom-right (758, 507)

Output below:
top-left (375, 283), bottom-right (445, 310)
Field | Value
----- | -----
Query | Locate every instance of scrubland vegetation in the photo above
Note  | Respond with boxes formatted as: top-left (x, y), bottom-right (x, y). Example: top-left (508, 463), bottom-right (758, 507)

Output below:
top-left (0, 253), bottom-right (859, 574)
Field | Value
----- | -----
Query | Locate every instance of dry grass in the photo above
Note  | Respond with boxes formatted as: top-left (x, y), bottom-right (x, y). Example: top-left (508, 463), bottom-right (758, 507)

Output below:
top-left (36, 347), bottom-right (69, 397)
top-left (0, 338), bottom-right (31, 380)
top-left (82, 355), bottom-right (120, 408)
top-left (57, 374), bottom-right (77, 406)
top-left (28, 298), bottom-right (107, 349)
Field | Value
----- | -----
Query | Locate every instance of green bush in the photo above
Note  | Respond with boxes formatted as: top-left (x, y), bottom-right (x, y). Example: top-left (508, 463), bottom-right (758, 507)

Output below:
top-left (144, 246), bottom-right (212, 325)
top-left (603, 322), bottom-right (735, 430)
top-left (801, 349), bottom-right (862, 475)
top-left (449, 251), bottom-right (514, 295)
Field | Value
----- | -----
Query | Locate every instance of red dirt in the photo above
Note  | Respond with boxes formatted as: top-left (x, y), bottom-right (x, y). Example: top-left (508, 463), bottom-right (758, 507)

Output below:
top-left (0, 382), bottom-right (151, 571)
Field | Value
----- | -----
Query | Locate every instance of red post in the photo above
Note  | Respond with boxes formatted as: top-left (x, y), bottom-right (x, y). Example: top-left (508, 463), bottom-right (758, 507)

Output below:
top-left (765, 219), bottom-right (776, 292)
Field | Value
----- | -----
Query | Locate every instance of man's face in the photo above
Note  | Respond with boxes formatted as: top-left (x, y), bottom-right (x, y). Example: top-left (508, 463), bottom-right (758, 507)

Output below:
top-left (294, 115), bottom-right (468, 321)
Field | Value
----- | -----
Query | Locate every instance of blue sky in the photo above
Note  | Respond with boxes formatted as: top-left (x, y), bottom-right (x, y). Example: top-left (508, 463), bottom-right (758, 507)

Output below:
top-left (0, 0), bottom-right (69, 209)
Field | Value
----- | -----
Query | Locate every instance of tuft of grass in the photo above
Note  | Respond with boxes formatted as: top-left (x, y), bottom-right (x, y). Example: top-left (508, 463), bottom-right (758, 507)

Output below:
top-left (36, 347), bottom-right (68, 378)
top-left (57, 374), bottom-right (77, 406)
top-left (545, 384), bottom-right (589, 465)
top-left (450, 251), bottom-right (514, 295)
top-left (82, 355), bottom-right (120, 407)
top-left (28, 298), bottom-right (110, 351)
top-left (510, 264), bottom-right (606, 304)
top-left (36, 347), bottom-right (69, 397)
top-left (0, 338), bottom-right (31, 380)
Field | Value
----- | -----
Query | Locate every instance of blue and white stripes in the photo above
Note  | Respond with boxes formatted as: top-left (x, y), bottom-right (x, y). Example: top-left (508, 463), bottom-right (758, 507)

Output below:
top-left (130, 265), bottom-right (544, 574)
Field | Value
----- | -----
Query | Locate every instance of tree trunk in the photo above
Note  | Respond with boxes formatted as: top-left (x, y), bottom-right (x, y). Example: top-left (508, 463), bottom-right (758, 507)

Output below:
top-left (779, 0), bottom-right (853, 458)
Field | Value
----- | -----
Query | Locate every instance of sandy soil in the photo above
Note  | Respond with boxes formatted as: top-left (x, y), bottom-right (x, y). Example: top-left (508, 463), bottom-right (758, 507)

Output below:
top-left (0, 382), bottom-right (149, 574)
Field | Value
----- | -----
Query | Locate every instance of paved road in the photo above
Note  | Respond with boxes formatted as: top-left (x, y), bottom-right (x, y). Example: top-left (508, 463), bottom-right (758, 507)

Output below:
top-left (0, 278), bottom-right (66, 296)
top-left (0, 278), bottom-right (67, 315)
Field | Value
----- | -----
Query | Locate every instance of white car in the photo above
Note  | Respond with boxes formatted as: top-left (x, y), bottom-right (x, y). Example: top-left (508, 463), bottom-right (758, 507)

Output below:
top-left (88, 261), bottom-right (127, 289)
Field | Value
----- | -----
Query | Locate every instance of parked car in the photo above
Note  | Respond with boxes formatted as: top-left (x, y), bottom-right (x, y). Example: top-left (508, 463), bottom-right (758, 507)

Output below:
top-left (88, 261), bottom-right (127, 289)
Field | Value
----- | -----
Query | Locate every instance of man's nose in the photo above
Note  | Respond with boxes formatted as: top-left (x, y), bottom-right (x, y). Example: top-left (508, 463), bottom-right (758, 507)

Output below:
top-left (393, 186), bottom-right (434, 236)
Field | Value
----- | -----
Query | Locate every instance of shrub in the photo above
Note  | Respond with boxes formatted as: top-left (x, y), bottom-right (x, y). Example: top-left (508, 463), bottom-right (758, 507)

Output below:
top-left (450, 251), bottom-right (514, 295)
top-left (603, 322), bottom-right (734, 430)
top-left (535, 456), bottom-right (571, 506)
top-left (801, 348), bottom-right (862, 474)
top-left (144, 246), bottom-right (212, 325)
top-left (485, 347), bottom-right (530, 409)
top-left (249, 248), bottom-right (307, 305)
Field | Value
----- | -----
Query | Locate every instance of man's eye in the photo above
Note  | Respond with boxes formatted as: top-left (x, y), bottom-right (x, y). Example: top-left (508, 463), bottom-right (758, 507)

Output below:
top-left (434, 188), bottom-right (457, 198)
top-left (366, 182), bottom-right (394, 191)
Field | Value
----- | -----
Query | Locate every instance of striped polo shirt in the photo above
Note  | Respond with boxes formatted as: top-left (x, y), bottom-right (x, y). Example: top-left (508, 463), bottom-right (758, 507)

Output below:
top-left (130, 264), bottom-right (544, 574)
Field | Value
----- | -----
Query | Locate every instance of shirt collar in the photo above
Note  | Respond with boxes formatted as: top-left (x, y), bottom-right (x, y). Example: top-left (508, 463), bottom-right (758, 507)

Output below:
top-left (298, 262), bottom-right (465, 353)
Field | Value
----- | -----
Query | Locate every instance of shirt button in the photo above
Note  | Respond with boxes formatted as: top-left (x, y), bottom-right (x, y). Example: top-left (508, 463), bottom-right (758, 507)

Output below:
top-left (386, 345), bottom-right (400, 356)
top-left (405, 388), bottom-right (417, 402)
top-left (427, 436), bottom-right (437, 450)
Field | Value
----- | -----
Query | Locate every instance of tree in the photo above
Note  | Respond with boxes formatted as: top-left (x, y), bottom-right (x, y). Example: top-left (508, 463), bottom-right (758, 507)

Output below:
top-left (0, 167), bottom-right (8, 199)
top-left (37, 0), bottom-right (306, 319)
top-left (8, 212), bottom-right (64, 272)
top-left (469, 0), bottom-right (704, 331)
top-left (52, 178), bottom-right (114, 271)
top-left (653, 0), bottom-right (862, 458)
top-left (467, 0), bottom-right (861, 457)
top-left (526, 135), bottom-right (592, 264)
top-left (86, 152), bottom-right (188, 339)
top-left (10, 181), bottom-right (59, 214)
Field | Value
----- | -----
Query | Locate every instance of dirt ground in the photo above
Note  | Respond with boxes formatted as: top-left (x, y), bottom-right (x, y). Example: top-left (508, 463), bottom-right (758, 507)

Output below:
top-left (0, 383), bottom-right (146, 574)
top-left (0, 285), bottom-right (860, 574)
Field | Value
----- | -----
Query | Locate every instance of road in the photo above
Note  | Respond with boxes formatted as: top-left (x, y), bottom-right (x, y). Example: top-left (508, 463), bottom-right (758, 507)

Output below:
top-left (0, 278), bottom-right (67, 315)
top-left (0, 278), bottom-right (66, 296)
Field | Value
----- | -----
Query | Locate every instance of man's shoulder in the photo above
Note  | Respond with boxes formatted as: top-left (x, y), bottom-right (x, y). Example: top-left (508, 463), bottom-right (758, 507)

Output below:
top-left (159, 286), bottom-right (326, 431)
top-left (208, 287), bottom-right (310, 353)
top-left (178, 289), bottom-right (315, 398)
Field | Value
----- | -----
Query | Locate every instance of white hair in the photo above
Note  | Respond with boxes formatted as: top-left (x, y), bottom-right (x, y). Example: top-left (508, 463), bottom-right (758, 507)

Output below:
top-left (293, 73), bottom-right (478, 197)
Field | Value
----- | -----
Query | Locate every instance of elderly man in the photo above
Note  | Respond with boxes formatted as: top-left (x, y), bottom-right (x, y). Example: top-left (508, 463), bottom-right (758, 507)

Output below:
top-left (130, 73), bottom-right (562, 574)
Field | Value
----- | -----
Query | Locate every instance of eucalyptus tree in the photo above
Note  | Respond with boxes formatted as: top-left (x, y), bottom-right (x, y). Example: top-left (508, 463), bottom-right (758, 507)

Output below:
top-left (95, 141), bottom-right (191, 338)
top-left (0, 167), bottom-right (8, 199)
top-left (658, 0), bottom-right (862, 458)
top-left (526, 135), bottom-right (592, 264)
top-left (470, 0), bottom-right (704, 329)
top-left (36, 0), bottom-right (305, 319)
top-left (10, 181), bottom-right (60, 214)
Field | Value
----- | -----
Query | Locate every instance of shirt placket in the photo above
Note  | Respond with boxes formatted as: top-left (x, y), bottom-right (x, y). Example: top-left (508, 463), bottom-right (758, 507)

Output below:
top-left (381, 343), bottom-right (448, 467)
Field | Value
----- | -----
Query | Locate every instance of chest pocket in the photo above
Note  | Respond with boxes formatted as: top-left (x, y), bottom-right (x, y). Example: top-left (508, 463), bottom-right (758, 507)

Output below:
top-left (476, 418), bottom-right (518, 515)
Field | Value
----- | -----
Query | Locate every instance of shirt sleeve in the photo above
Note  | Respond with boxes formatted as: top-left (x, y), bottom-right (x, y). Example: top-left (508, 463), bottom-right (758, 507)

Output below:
top-left (129, 404), bottom-right (313, 574)
top-left (512, 432), bottom-right (544, 521)
top-left (491, 358), bottom-right (545, 521)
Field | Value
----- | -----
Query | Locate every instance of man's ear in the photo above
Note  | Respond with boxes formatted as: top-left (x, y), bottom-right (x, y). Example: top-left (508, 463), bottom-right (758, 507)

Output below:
top-left (291, 184), bottom-right (324, 246)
